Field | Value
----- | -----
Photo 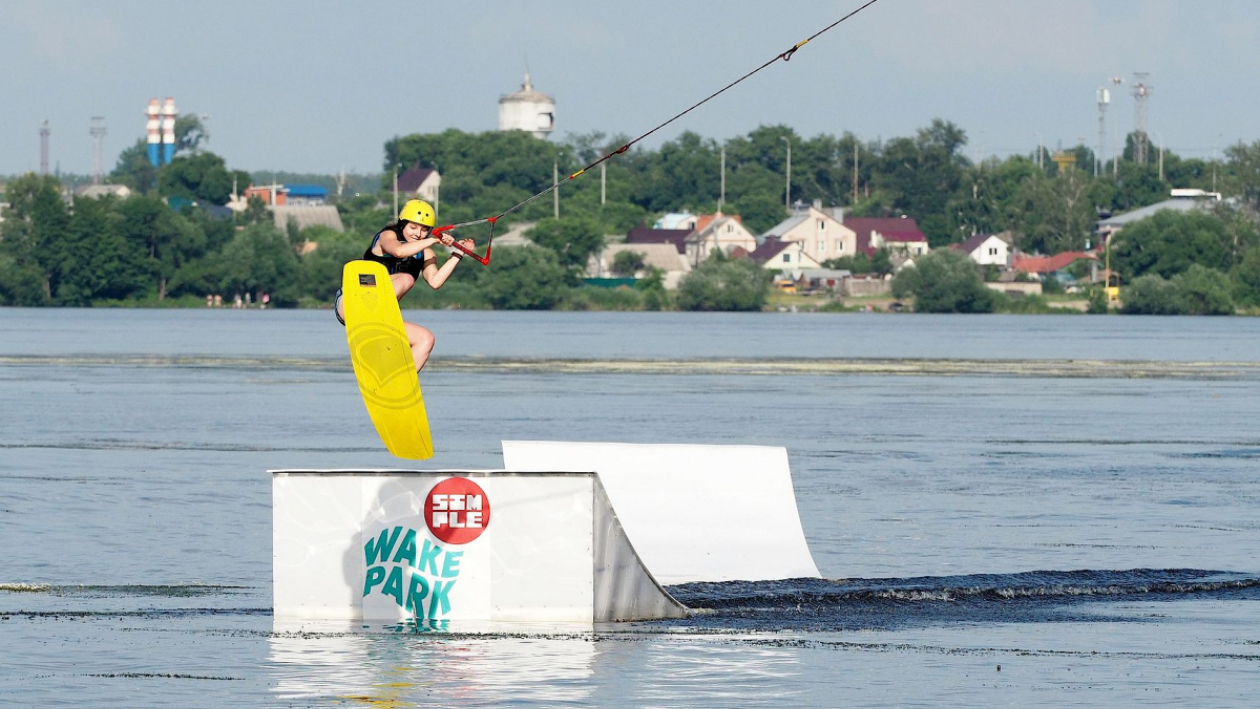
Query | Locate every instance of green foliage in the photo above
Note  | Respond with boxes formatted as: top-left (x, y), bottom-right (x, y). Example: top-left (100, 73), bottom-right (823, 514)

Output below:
top-left (476, 246), bottom-right (568, 310)
top-left (727, 193), bottom-right (785, 235)
top-left (561, 285), bottom-right (644, 311)
top-left (1232, 246), bottom-right (1260, 306)
top-left (58, 195), bottom-right (149, 304)
top-left (526, 216), bottom-right (606, 279)
top-left (611, 250), bottom-right (647, 277)
top-left (173, 114), bottom-right (210, 155)
top-left (14, 122), bottom-right (1260, 314)
top-left (1121, 274), bottom-right (1184, 314)
top-left (0, 173), bottom-right (70, 303)
top-left (158, 152), bottom-right (245, 206)
top-left (1009, 168), bottom-right (1096, 254)
top-left (110, 139), bottom-right (159, 193)
top-left (1087, 287), bottom-right (1109, 314)
top-left (636, 267), bottom-right (670, 311)
top-left (892, 248), bottom-right (998, 313)
top-left (1174, 263), bottom-right (1234, 315)
top-left (216, 223), bottom-right (302, 305)
top-left (1110, 210), bottom-right (1236, 280)
top-left (823, 250), bottom-right (892, 276)
top-left (676, 258), bottom-right (768, 311)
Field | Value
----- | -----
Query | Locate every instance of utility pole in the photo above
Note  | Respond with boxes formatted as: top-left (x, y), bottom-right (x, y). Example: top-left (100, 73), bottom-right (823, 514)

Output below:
top-left (1096, 86), bottom-right (1110, 178)
top-left (718, 145), bottom-right (726, 211)
top-left (781, 136), bottom-right (791, 213)
top-left (553, 160), bottom-right (560, 218)
top-left (1109, 76), bottom-right (1124, 179)
top-left (852, 141), bottom-right (859, 204)
top-left (600, 162), bottom-right (606, 206)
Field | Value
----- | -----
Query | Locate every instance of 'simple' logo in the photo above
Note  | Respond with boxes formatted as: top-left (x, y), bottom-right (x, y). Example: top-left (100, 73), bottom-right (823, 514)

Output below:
top-left (425, 477), bottom-right (490, 545)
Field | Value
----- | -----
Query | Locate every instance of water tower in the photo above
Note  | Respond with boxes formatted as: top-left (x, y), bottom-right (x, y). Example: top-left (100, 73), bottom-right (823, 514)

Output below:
top-left (498, 73), bottom-right (555, 139)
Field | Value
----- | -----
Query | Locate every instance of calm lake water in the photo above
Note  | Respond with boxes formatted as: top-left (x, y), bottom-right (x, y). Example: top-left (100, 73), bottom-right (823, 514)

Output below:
top-left (1, 308), bottom-right (1258, 708)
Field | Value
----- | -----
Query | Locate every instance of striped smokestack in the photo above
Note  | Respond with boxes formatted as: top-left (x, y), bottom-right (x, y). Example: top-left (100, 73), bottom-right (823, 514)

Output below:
top-left (161, 97), bottom-right (177, 164)
top-left (146, 98), bottom-right (161, 167)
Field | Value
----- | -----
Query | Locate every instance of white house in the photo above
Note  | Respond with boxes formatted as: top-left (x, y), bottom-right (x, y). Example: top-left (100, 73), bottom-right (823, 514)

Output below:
top-left (955, 233), bottom-right (1010, 267)
top-left (749, 237), bottom-right (823, 276)
top-left (763, 203), bottom-right (856, 264)
top-left (653, 212), bottom-right (699, 231)
top-left (77, 184), bottom-right (132, 199)
top-left (397, 167), bottom-right (442, 208)
top-left (845, 216), bottom-right (930, 259)
top-left (686, 212), bottom-right (758, 265)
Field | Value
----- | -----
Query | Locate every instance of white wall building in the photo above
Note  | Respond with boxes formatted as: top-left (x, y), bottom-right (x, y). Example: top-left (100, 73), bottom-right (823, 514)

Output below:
top-left (686, 213), bottom-right (758, 265)
top-left (499, 73), bottom-right (556, 139)
top-left (763, 204), bottom-right (856, 264)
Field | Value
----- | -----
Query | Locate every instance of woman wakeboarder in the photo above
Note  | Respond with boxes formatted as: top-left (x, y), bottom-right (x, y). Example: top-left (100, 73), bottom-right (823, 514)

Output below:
top-left (335, 199), bottom-right (473, 372)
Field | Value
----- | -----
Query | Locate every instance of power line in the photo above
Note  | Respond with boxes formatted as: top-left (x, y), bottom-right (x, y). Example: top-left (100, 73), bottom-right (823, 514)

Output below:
top-left (437, 0), bottom-right (886, 264)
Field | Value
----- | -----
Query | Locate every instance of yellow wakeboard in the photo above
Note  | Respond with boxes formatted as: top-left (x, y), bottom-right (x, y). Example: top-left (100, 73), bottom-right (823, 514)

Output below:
top-left (341, 260), bottom-right (434, 459)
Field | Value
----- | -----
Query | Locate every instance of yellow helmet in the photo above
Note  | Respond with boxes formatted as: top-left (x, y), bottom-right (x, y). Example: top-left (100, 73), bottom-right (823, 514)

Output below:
top-left (398, 199), bottom-right (436, 227)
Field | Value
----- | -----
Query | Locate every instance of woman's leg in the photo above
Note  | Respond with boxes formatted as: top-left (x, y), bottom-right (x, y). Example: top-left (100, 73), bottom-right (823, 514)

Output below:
top-left (388, 273), bottom-right (430, 370)
top-left (404, 322), bottom-right (436, 372)
top-left (390, 273), bottom-right (416, 299)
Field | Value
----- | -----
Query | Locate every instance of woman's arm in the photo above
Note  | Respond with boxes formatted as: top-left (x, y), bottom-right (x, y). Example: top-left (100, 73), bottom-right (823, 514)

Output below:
top-left (423, 239), bottom-right (475, 289)
top-left (379, 230), bottom-right (441, 259)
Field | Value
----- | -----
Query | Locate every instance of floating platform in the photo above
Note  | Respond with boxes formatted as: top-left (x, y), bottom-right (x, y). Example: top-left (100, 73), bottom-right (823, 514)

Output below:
top-left (272, 442), bottom-right (818, 624)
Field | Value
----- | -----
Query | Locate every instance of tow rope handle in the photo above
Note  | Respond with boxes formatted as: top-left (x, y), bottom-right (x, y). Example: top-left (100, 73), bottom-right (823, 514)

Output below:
top-left (433, 218), bottom-right (496, 266)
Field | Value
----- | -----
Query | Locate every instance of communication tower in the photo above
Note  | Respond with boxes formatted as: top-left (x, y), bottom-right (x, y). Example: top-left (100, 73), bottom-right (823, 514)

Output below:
top-left (39, 120), bottom-right (50, 175)
top-left (1132, 72), bottom-right (1152, 166)
top-left (90, 117), bottom-right (107, 184)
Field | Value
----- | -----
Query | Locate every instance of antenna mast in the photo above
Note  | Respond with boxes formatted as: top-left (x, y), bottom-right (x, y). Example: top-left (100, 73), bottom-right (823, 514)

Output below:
top-left (39, 120), bottom-right (50, 175)
top-left (90, 117), bottom-right (107, 184)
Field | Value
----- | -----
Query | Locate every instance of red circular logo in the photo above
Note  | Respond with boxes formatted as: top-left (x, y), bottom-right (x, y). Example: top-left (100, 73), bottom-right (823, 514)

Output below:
top-left (424, 478), bottom-right (491, 545)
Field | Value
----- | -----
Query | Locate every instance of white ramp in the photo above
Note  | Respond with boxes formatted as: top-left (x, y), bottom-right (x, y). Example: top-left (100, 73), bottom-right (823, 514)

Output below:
top-left (272, 470), bottom-right (686, 623)
top-left (501, 441), bottom-right (820, 584)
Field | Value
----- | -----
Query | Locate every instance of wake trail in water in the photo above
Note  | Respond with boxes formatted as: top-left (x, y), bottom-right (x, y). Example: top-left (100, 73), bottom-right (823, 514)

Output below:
top-left (665, 569), bottom-right (1260, 632)
top-left (4, 355), bottom-right (1260, 379)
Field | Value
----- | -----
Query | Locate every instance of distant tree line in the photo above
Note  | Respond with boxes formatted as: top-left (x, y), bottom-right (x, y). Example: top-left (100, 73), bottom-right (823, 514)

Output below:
top-left (4, 119), bottom-right (1260, 312)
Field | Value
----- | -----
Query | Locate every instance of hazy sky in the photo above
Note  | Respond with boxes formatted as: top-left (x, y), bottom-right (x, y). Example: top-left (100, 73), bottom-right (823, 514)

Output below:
top-left (6, 0), bottom-right (1258, 176)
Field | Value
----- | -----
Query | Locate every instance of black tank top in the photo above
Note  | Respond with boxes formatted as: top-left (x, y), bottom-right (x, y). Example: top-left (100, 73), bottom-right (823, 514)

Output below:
top-left (363, 227), bottom-right (424, 278)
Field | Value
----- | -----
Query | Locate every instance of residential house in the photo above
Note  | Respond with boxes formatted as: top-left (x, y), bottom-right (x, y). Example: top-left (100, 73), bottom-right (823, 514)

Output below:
top-left (592, 243), bottom-right (692, 289)
top-left (748, 237), bottom-right (823, 276)
top-left (271, 205), bottom-right (345, 234)
top-left (796, 268), bottom-right (853, 293)
top-left (845, 216), bottom-right (929, 259)
top-left (77, 184), bottom-right (132, 199)
top-left (242, 183), bottom-right (288, 205)
top-left (626, 224), bottom-right (692, 256)
top-left (1096, 188), bottom-right (1222, 244)
top-left (763, 202), bottom-right (856, 264)
top-left (1012, 251), bottom-right (1097, 284)
top-left (686, 212), bottom-right (758, 266)
top-left (397, 167), bottom-right (442, 207)
top-left (284, 184), bottom-right (329, 206)
top-left (953, 233), bottom-right (1010, 267)
top-left (653, 212), bottom-right (699, 231)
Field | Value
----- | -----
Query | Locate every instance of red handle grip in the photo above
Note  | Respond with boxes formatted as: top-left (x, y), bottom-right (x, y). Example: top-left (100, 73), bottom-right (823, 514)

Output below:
top-left (432, 224), bottom-right (491, 266)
